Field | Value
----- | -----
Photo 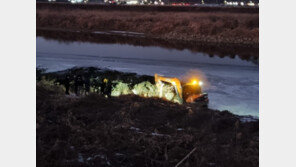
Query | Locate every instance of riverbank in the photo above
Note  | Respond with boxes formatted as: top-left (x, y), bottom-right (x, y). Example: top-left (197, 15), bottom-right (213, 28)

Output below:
top-left (37, 28), bottom-right (259, 62)
top-left (37, 69), bottom-right (258, 166)
top-left (36, 3), bottom-right (259, 46)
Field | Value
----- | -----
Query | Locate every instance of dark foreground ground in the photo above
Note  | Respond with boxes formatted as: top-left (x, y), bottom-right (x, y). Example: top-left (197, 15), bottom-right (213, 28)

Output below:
top-left (37, 68), bottom-right (258, 167)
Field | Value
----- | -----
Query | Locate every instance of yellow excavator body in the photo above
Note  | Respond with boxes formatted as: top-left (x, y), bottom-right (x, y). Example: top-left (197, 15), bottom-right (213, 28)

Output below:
top-left (154, 74), bottom-right (208, 106)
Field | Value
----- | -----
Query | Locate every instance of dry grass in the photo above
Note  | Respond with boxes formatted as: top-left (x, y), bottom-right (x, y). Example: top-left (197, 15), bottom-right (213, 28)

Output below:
top-left (37, 4), bottom-right (259, 45)
top-left (37, 82), bottom-right (259, 167)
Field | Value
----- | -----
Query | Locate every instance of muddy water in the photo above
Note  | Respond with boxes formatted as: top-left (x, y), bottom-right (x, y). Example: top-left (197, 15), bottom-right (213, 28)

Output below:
top-left (36, 36), bottom-right (259, 117)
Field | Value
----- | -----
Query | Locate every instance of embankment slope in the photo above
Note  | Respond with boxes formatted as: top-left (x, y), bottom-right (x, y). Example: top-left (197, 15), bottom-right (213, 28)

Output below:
top-left (37, 3), bottom-right (259, 46)
top-left (37, 82), bottom-right (258, 167)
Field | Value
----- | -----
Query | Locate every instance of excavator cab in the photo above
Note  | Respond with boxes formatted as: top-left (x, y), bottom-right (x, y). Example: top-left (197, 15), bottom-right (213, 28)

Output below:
top-left (155, 74), bottom-right (208, 107)
top-left (182, 80), bottom-right (208, 106)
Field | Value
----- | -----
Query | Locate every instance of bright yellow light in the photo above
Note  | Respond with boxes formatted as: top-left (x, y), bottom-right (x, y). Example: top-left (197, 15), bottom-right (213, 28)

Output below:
top-left (192, 80), bottom-right (197, 85)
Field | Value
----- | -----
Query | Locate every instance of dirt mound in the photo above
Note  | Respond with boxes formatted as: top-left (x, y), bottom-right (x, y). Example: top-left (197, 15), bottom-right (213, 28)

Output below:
top-left (37, 83), bottom-right (258, 167)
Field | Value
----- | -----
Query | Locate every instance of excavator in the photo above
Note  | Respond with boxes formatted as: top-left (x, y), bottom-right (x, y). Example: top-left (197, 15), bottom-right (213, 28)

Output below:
top-left (155, 74), bottom-right (209, 107)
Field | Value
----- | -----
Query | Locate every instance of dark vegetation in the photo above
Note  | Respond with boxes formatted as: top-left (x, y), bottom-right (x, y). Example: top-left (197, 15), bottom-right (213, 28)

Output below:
top-left (37, 67), bottom-right (258, 167)
top-left (37, 2), bottom-right (259, 46)
top-left (37, 29), bottom-right (259, 64)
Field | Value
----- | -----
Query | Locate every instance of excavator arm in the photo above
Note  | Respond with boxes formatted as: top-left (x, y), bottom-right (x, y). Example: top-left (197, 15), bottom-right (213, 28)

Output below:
top-left (155, 74), bottom-right (183, 103)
